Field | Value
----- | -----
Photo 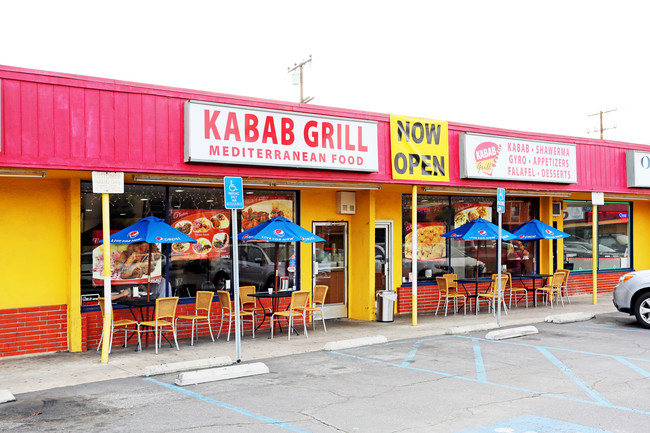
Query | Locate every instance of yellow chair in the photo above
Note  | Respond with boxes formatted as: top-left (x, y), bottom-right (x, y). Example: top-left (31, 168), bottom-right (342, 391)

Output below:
top-left (96, 297), bottom-right (138, 353)
top-left (536, 271), bottom-right (565, 308)
top-left (302, 285), bottom-right (328, 332)
top-left (137, 297), bottom-right (180, 354)
top-left (435, 276), bottom-right (466, 316)
top-left (239, 285), bottom-right (265, 322)
top-left (217, 290), bottom-right (255, 341)
top-left (556, 269), bottom-right (571, 304)
top-left (175, 291), bottom-right (215, 346)
top-left (476, 274), bottom-right (509, 315)
top-left (271, 290), bottom-right (310, 340)
top-left (503, 272), bottom-right (528, 308)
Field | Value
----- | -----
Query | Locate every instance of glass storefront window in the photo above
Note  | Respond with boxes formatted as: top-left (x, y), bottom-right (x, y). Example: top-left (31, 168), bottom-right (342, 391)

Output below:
top-left (562, 201), bottom-right (630, 271)
top-left (402, 194), bottom-right (537, 281)
top-left (81, 182), bottom-right (297, 303)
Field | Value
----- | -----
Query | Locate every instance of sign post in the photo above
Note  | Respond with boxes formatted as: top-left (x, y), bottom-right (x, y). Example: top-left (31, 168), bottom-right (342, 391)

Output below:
top-left (225, 177), bottom-right (244, 362)
top-left (496, 188), bottom-right (505, 327)
top-left (92, 172), bottom-right (124, 363)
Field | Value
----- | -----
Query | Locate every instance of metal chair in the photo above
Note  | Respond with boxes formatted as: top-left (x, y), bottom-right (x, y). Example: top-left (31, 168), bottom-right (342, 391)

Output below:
top-left (476, 274), bottom-right (509, 315)
top-left (536, 271), bottom-right (565, 308)
top-left (216, 290), bottom-right (255, 341)
top-left (137, 297), bottom-right (180, 354)
top-left (175, 291), bottom-right (215, 346)
top-left (96, 297), bottom-right (138, 353)
top-left (435, 276), bottom-right (466, 316)
top-left (271, 290), bottom-right (310, 340)
top-left (556, 269), bottom-right (571, 304)
top-left (503, 272), bottom-right (528, 308)
top-left (239, 285), bottom-right (265, 323)
top-left (301, 285), bottom-right (329, 331)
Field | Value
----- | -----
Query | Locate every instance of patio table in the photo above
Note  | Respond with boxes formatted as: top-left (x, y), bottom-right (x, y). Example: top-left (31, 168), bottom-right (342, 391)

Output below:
top-left (249, 291), bottom-right (298, 337)
top-left (510, 274), bottom-right (552, 307)
top-left (454, 277), bottom-right (493, 312)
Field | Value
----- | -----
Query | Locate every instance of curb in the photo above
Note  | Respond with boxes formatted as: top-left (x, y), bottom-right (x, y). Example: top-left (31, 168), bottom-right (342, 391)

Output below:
top-left (445, 323), bottom-right (500, 335)
top-left (175, 362), bottom-right (269, 386)
top-left (0, 389), bottom-right (16, 404)
top-left (545, 312), bottom-right (595, 324)
top-left (142, 356), bottom-right (233, 377)
top-left (323, 335), bottom-right (388, 351)
top-left (485, 325), bottom-right (539, 340)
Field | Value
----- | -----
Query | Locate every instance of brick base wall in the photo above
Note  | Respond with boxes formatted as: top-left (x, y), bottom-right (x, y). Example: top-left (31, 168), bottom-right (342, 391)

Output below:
top-left (396, 271), bottom-right (624, 315)
top-left (0, 305), bottom-right (68, 357)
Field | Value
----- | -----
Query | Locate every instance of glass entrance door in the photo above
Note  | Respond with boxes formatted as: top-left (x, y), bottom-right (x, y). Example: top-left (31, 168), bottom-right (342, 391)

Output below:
top-left (313, 222), bottom-right (348, 318)
top-left (375, 221), bottom-right (392, 294)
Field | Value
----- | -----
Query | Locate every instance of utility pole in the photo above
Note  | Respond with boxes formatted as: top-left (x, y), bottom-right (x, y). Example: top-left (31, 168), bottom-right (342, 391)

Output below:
top-left (288, 55), bottom-right (314, 103)
top-left (588, 108), bottom-right (617, 139)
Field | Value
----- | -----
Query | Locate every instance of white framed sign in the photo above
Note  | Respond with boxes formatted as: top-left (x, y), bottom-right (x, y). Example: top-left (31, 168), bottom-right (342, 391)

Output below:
top-left (626, 150), bottom-right (650, 187)
top-left (92, 171), bottom-right (124, 194)
top-left (459, 133), bottom-right (577, 184)
top-left (184, 101), bottom-right (379, 172)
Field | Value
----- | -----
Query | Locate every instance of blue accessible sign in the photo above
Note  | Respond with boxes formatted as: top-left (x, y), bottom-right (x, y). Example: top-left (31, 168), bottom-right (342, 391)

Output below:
top-left (497, 187), bottom-right (505, 214)
top-left (224, 177), bottom-right (244, 209)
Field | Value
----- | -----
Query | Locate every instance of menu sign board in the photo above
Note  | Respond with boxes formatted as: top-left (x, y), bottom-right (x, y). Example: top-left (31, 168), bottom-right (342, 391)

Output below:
top-left (459, 133), bottom-right (577, 184)
top-left (170, 209), bottom-right (231, 261)
top-left (184, 101), bottom-right (379, 172)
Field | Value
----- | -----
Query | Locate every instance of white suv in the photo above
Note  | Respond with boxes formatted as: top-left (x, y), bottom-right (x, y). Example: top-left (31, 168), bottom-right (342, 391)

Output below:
top-left (613, 270), bottom-right (650, 328)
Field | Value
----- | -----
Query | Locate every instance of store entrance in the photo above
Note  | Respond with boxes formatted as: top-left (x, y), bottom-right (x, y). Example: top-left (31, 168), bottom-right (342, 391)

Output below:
top-left (375, 221), bottom-right (392, 293)
top-left (313, 222), bottom-right (348, 319)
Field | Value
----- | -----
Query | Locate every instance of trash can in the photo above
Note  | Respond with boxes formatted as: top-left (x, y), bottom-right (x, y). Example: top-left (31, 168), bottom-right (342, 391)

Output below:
top-left (376, 290), bottom-right (397, 322)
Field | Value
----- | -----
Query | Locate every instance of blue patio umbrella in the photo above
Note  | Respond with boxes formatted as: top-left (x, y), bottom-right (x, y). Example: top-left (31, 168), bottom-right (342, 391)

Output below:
top-left (441, 218), bottom-right (516, 278)
top-left (238, 216), bottom-right (325, 291)
top-left (511, 218), bottom-right (570, 241)
top-left (106, 216), bottom-right (197, 300)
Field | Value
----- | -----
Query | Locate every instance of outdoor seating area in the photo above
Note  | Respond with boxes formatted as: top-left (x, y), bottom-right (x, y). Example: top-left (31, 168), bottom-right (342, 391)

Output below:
top-left (95, 284), bottom-right (332, 354)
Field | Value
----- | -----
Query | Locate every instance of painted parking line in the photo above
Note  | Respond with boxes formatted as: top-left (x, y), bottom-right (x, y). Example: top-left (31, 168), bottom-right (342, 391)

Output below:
top-left (568, 324), bottom-right (650, 334)
top-left (536, 347), bottom-right (611, 406)
top-left (454, 414), bottom-right (611, 433)
top-left (331, 336), bottom-right (650, 416)
top-left (473, 338), bottom-right (487, 382)
top-left (145, 378), bottom-right (312, 433)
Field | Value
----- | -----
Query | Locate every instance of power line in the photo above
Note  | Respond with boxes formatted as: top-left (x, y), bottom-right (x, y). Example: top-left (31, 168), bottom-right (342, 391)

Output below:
top-left (588, 108), bottom-right (617, 139)
top-left (288, 55), bottom-right (314, 104)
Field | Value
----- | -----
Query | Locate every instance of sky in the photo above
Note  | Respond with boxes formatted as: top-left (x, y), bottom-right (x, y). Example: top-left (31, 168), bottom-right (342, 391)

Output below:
top-left (2, 1), bottom-right (649, 144)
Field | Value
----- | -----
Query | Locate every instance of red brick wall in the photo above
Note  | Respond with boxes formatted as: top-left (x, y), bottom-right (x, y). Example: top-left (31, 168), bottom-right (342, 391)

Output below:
top-left (0, 305), bottom-right (68, 357)
top-left (396, 272), bottom-right (623, 315)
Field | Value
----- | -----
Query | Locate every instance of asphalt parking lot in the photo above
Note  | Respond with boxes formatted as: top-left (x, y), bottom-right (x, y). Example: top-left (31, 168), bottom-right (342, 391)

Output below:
top-left (2, 312), bottom-right (649, 432)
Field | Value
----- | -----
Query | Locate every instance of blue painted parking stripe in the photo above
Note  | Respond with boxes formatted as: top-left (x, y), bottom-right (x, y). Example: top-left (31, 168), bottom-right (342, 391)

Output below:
top-left (454, 334), bottom-right (650, 364)
top-left (401, 339), bottom-right (424, 367)
top-left (145, 378), bottom-right (312, 433)
top-left (455, 414), bottom-right (612, 433)
top-left (536, 347), bottom-right (611, 406)
top-left (612, 356), bottom-right (650, 378)
top-left (331, 350), bottom-right (650, 416)
top-left (472, 339), bottom-right (487, 382)
top-left (569, 324), bottom-right (650, 334)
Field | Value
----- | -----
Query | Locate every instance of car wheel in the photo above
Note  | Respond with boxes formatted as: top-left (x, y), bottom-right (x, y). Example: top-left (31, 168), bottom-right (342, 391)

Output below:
top-left (633, 293), bottom-right (650, 329)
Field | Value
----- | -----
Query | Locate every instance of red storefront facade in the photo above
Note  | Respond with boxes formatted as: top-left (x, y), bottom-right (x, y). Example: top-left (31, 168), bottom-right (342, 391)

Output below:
top-left (1, 64), bottom-right (650, 357)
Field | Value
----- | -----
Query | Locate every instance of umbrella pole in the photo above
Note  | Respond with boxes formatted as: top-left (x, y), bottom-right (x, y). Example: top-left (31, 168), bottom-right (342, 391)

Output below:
top-left (274, 244), bottom-right (280, 293)
top-left (147, 243), bottom-right (151, 302)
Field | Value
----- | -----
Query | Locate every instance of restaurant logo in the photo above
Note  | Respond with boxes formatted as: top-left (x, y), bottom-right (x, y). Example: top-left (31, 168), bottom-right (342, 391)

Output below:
top-left (274, 229), bottom-right (285, 237)
top-left (475, 142), bottom-right (500, 175)
top-left (156, 236), bottom-right (162, 241)
top-left (545, 229), bottom-right (553, 235)
top-left (518, 234), bottom-right (525, 238)
top-left (478, 230), bottom-right (487, 236)
top-left (129, 230), bottom-right (139, 238)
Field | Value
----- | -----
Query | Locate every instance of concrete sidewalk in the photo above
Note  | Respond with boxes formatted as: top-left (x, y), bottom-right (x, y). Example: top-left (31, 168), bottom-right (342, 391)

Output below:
top-left (0, 294), bottom-right (617, 397)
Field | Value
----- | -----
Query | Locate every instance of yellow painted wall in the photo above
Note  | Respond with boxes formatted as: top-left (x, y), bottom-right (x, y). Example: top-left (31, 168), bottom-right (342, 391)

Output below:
top-left (633, 200), bottom-right (650, 271)
top-left (0, 178), bottom-right (69, 308)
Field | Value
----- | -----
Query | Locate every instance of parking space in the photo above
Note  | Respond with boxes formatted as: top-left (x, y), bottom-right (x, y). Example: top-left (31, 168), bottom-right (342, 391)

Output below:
top-left (2, 313), bottom-right (648, 432)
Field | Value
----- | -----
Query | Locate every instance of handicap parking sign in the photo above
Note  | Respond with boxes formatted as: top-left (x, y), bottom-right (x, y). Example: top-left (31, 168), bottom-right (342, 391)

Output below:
top-left (224, 177), bottom-right (244, 209)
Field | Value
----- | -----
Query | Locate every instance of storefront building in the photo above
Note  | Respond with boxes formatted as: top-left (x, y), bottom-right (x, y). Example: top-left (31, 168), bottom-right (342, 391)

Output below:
top-left (1, 65), bottom-right (649, 357)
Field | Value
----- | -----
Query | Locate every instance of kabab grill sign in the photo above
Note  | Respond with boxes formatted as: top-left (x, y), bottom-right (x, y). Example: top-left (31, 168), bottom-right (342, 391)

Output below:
top-left (389, 115), bottom-right (449, 182)
top-left (459, 133), bottom-right (577, 184)
top-left (184, 101), bottom-right (379, 172)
